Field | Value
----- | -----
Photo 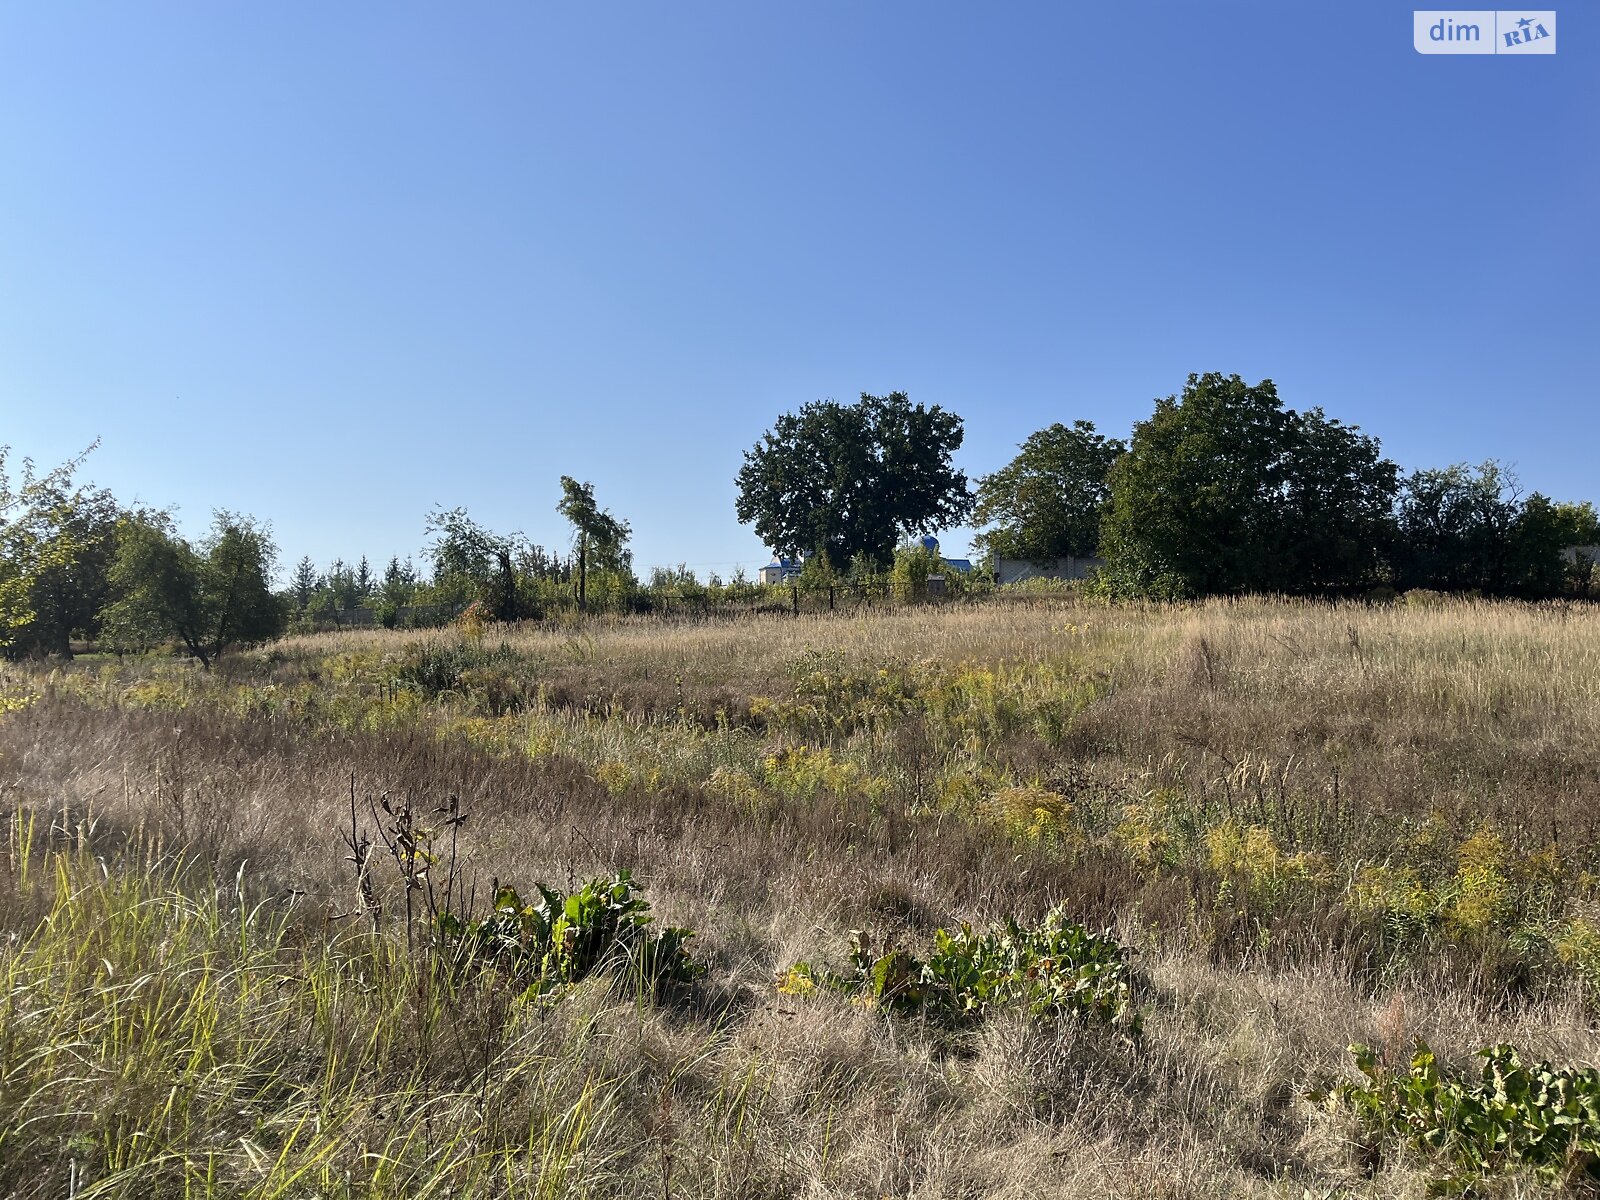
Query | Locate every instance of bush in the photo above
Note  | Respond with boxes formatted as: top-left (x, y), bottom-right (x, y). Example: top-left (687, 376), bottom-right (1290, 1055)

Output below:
top-left (890, 542), bottom-right (941, 602)
top-left (778, 907), bottom-right (1140, 1035)
top-left (394, 638), bottom-right (528, 706)
top-left (1328, 1041), bottom-right (1600, 1191)
top-left (436, 870), bottom-right (700, 999)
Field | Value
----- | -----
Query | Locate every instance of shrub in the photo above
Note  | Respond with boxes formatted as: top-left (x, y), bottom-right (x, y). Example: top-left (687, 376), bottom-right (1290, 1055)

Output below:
top-left (0, 676), bottom-right (39, 715)
top-left (985, 781), bottom-right (1076, 845)
top-left (1203, 818), bottom-right (1330, 906)
top-left (1402, 588), bottom-right (1448, 609)
top-left (1113, 793), bottom-right (1174, 869)
top-left (1450, 827), bottom-right (1514, 933)
top-left (393, 638), bottom-right (529, 706)
top-left (762, 744), bottom-right (882, 802)
top-left (1350, 864), bottom-right (1439, 934)
top-left (778, 907), bottom-right (1140, 1036)
top-left (706, 764), bottom-right (764, 808)
top-left (754, 648), bottom-right (926, 738)
top-left (1556, 915), bottom-right (1600, 1004)
top-left (436, 870), bottom-right (700, 1000)
top-left (890, 542), bottom-right (941, 602)
top-left (1328, 1040), bottom-right (1600, 1191)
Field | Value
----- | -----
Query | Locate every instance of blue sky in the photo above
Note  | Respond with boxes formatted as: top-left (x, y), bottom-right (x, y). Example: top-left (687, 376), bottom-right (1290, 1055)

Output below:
top-left (2, 2), bottom-right (1593, 578)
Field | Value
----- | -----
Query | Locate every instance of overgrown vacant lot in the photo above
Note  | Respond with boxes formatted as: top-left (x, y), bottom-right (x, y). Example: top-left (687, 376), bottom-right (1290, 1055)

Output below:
top-left (5, 595), bottom-right (1600, 1198)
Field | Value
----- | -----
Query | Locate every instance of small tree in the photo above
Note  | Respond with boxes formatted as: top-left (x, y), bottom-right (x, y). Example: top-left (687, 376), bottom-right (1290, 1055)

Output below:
top-left (325, 558), bottom-right (365, 610)
top-left (290, 556), bottom-right (318, 610)
top-left (424, 506), bottom-right (521, 621)
top-left (0, 442), bottom-right (124, 658)
top-left (797, 551), bottom-right (839, 596)
top-left (847, 551), bottom-right (889, 602)
top-left (648, 563), bottom-right (703, 600)
top-left (723, 566), bottom-right (762, 605)
top-left (101, 511), bottom-right (283, 667)
top-left (377, 556), bottom-right (420, 612)
top-left (557, 477), bottom-right (631, 612)
top-left (1508, 496), bottom-right (1600, 596)
top-left (890, 541), bottom-right (942, 603)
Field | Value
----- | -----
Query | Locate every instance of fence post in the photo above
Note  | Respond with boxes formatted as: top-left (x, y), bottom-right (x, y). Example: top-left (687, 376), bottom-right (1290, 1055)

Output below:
top-left (791, 585), bottom-right (799, 616)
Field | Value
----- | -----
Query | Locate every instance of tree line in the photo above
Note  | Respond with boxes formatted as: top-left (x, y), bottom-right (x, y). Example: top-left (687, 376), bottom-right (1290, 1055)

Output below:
top-left (4, 372), bottom-right (1595, 662)
top-left (0, 452), bottom-right (653, 662)
top-left (734, 376), bottom-right (1599, 600)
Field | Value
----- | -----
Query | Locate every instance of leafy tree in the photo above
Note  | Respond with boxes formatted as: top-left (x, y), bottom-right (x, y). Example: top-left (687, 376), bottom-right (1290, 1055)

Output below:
top-left (648, 563), bottom-right (700, 591)
top-left (100, 511), bottom-right (284, 667)
top-left (557, 477), bottom-right (631, 612)
top-left (1277, 407), bottom-right (1400, 590)
top-left (513, 544), bottom-right (570, 582)
top-left (100, 516), bottom-right (202, 655)
top-left (306, 588), bottom-right (342, 626)
top-left (973, 420), bottom-right (1124, 563)
top-left (797, 550), bottom-right (839, 596)
top-left (0, 442), bottom-right (124, 658)
top-left (1509, 495), bottom-right (1598, 595)
top-left (1394, 462), bottom-right (1522, 592)
top-left (722, 566), bottom-right (762, 604)
top-left (847, 550), bottom-right (889, 601)
top-left (735, 392), bottom-right (974, 568)
top-left (645, 563), bottom-right (706, 608)
top-left (1098, 373), bottom-right (1398, 596)
top-left (890, 540), bottom-right (941, 602)
top-left (423, 506), bottom-right (523, 620)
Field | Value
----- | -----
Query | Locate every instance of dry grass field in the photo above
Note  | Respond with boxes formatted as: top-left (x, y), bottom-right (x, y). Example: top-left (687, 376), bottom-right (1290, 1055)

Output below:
top-left (4, 594), bottom-right (1600, 1197)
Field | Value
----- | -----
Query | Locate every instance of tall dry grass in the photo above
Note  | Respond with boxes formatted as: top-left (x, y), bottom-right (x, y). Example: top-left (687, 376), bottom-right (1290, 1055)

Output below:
top-left (3, 594), bottom-right (1600, 1196)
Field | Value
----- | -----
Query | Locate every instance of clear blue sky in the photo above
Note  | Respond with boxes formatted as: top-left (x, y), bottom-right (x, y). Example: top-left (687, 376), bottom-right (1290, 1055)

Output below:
top-left (2, 2), bottom-right (1593, 579)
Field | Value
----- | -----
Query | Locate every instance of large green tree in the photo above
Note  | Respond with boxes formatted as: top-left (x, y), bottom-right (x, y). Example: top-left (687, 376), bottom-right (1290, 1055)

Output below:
top-left (557, 477), bottom-right (631, 612)
top-left (1393, 462), bottom-right (1521, 592)
top-left (101, 511), bottom-right (284, 667)
top-left (0, 443), bottom-right (124, 658)
top-left (1098, 373), bottom-right (1398, 597)
top-left (1394, 463), bottom-right (1597, 595)
top-left (735, 392), bottom-right (973, 567)
top-left (1276, 407), bottom-right (1402, 590)
top-left (973, 420), bottom-right (1125, 563)
top-left (1510, 495), bottom-right (1600, 595)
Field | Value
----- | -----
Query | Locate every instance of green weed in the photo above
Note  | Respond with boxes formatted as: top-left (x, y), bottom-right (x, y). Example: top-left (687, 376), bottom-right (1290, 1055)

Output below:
top-left (1327, 1040), bottom-right (1600, 1192)
top-left (779, 907), bottom-right (1140, 1036)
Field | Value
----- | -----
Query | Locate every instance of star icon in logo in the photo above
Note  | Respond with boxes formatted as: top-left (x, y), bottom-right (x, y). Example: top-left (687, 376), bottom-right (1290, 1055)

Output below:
top-left (1517, 15), bottom-right (1534, 28)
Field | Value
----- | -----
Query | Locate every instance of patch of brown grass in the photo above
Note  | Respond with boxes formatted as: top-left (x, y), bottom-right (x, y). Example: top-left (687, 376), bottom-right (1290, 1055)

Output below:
top-left (4, 594), bottom-right (1600, 1196)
